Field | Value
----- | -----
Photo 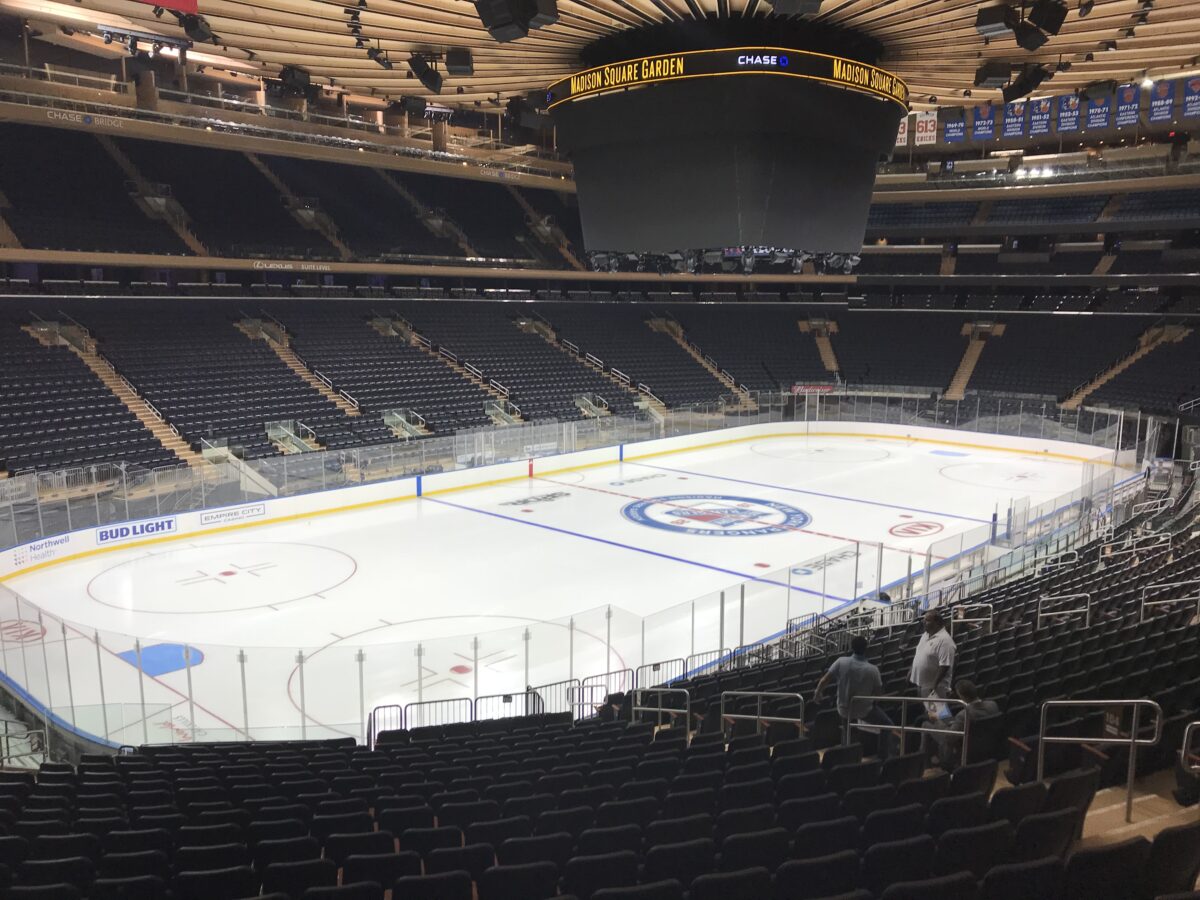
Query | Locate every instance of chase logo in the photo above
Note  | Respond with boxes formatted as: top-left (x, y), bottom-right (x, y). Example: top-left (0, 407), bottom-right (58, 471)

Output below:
top-left (621, 494), bottom-right (811, 537)
top-left (736, 54), bottom-right (786, 68)
top-left (96, 516), bottom-right (177, 546)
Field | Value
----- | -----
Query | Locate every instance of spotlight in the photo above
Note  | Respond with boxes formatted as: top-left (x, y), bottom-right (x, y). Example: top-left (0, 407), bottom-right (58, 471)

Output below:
top-left (354, 35), bottom-right (365, 48)
top-left (1078, 0), bottom-right (1094, 15)
top-left (1084, 51), bottom-right (1094, 61)
top-left (150, 41), bottom-right (161, 56)
top-left (975, 60), bottom-right (1013, 88)
top-left (152, 5), bottom-right (163, 15)
top-left (1142, 76), bottom-right (1154, 88)
top-left (347, 9), bottom-right (360, 22)
top-left (975, 5), bottom-right (1017, 38)
top-left (102, 31), bottom-right (112, 44)
top-left (474, 0), bottom-right (557, 42)
top-left (1013, 19), bottom-right (1048, 51)
top-left (963, 89), bottom-right (973, 97)
top-left (127, 34), bottom-right (137, 55)
top-left (1002, 63), bottom-right (1052, 102)
top-left (1028, 0), bottom-right (1068, 35)
top-left (400, 95), bottom-right (426, 115)
top-left (178, 13), bottom-right (216, 43)
top-left (929, 95), bottom-right (938, 103)
top-left (348, 22), bottom-right (362, 33)
top-left (407, 54), bottom-right (442, 93)
top-left (445, 47), bottom-right (473, 76)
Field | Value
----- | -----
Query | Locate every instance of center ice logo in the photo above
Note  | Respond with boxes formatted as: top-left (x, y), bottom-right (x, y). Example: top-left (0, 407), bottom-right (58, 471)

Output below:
top-left (621, 494), bottom-right (811, 537)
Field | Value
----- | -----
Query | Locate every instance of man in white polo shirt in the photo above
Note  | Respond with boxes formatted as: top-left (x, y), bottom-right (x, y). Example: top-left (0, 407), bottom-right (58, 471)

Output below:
top-left (910, 609), bottom-right (956, 701)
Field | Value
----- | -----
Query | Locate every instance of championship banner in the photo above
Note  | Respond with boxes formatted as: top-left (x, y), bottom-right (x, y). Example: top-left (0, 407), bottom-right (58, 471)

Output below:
top-left (1029, 98), bottom-right (1052, 136)
top-left (1115, 84), bottom-right (1140, 127)
top-left (1086, 94), bottom-right (1111, 130)
top-left (972, 105), bottom-right (996, 140)
top-left (1057, 94), bottom-right (1081, 132)
top-left (1002, 101), bottom-right (1026, 138)
top-left (1185, 77), bottom-right (1200, 118)
top-left (895, 115), bottom-right (909, 147)
top-left (943, 117), bottom-right (965, 143)
top-left (546, 47), bottom-right (909, 110)
top-left (1149, 80), bottom-right (1175, 123)
top-left (914, 109), bottom-right (938, 145)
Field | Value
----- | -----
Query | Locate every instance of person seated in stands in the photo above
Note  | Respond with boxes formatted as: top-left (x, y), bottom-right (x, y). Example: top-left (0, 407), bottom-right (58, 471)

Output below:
top-left (813, 635), bottom-right (897, 760)
top-left (922, 678), bottom-right (1000, 769)
top-left (596, 691), bottom-right (629, 723)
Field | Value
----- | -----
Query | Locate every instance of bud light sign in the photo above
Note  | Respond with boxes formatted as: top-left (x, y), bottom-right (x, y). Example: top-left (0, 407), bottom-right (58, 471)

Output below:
top-left (96, 516), bottom-right (177, 546)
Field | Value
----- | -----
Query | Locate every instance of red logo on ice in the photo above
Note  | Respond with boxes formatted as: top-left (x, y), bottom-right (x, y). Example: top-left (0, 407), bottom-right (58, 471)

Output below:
top-left (888, 521), bottom-right (944, 538)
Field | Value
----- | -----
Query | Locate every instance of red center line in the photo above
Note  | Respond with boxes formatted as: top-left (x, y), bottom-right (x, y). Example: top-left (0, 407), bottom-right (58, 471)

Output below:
top-left (533, 476), bottom-right (949, 560)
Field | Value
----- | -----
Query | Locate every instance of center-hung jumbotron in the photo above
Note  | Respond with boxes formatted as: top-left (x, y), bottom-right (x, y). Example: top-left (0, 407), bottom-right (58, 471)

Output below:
top-left (546, 21), bottom-right (909, 255)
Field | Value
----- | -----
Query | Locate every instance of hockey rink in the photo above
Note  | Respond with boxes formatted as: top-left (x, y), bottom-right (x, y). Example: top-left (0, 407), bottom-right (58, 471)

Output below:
top-left (0, 431), bottom-right (1115, 745)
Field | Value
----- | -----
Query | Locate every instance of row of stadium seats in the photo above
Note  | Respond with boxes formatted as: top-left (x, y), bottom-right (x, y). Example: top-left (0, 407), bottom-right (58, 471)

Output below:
top-left (1, 122), bottom-right (1199, 264)
top-left (0, 298), bottom-right (1194, 476)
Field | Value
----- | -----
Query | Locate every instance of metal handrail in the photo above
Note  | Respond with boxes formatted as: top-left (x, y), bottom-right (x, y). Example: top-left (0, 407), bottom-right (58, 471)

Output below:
top-left (1183, 721), bottom-right (1200, 773)
top-left (719, 691), bottom-right (805, 736)
top-left (848, 694), bottom-right (973, 768)
top-left (1133, 495), bottom-right (1176, 517)
top-left (1036, 699), bottom-right (1163, 823)
top-left (1036, 549), bottom-right (1078, 574)
top-left (631, 687), bottom-right (691, 733)
top-left (366, 703), bottom-right (404, 748)
top-left (950, 603), bottom-right (994, 635)
top-left (1140, 579), bottom-right (1200, 623)
top-left (1037, 592), bottom-right (1092, 629)
top-left (636, 657), bottom-right (684, 689)
top-left (1101, 530), bottom-right (1170, 558)
top-left (475, 689), bottom-right (544, 721)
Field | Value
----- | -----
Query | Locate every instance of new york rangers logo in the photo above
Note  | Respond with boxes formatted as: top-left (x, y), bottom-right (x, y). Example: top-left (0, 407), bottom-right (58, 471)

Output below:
top-left (621, 495), bottom-right (812, 537)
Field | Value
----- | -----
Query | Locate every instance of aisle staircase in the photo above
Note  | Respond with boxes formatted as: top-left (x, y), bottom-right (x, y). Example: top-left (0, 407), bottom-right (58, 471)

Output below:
top-left (1093, 251), bottom-right (1118, 275)
top-left (799, 319), bottom-right (841, 377)
top-left (243, 154), bottom-right (352, 260)
top-left (505, 185), bottom-right (585, 270)
top-left (374, 170), bottom-right (478, 257)
top-left (522, 317), bottom-right (664, 418)
top-left (374, 317), bottom-right (521, 426)
top-left (1097, 193), bottom-right (1125, 222)
top-left (945, 322), bottom-right (1005, 401)
top-left (1062, 323), bottom-right (1193, 409)
top-left (647, 317), bottom-right (756, 411)
top-left (95, 135), bottom-right (208, 255)
top-left (24, 323), bottom-right (204, 468)
top-left (0, 189), bottom-right (21, 249)
top-left (234, 319), bottom-right (360, 417)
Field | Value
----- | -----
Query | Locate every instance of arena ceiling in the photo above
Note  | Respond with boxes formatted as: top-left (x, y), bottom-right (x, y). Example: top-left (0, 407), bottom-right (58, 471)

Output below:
top-left (9, 0), bottom-right (1200, 111)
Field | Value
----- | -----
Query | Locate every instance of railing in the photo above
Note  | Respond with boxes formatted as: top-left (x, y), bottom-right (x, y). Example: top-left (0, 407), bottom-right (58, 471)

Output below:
top-left (475, 690), bottom-right (544, 721)
top-left (0, 723), bottom-right (46, 768)
top-left (848, 695), bottom-right (974, 768)
top-left (683, 648), bottom-right (734, 678)
top-left (719, 691), bottom-right (804, 737)
top-left (636, 658), bottom-right (685, 689)
top-left (1101, 530), bottom-right (1171, 559)
top-left (1035, 549), bottom-right (1078, 575)
top-left (1132, 495), bottom-right (1176, 517)
top-left (1037, 699), bottom-right (1163, 822)
top-left (366, 704), bottom-right (404, 749)
top-left (1183, 721), bottom-right (1200, 773)
top-left (631, 687), bottom-right (691, 731)
top-left (949, 603), bottom-right (994, 635)
top-left (1140, 579), bottom-right (1200, 623)
top-left (1037, 593), bottom-right (1093, 629)
top-left (404, 697), bottom-right (473, 730)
